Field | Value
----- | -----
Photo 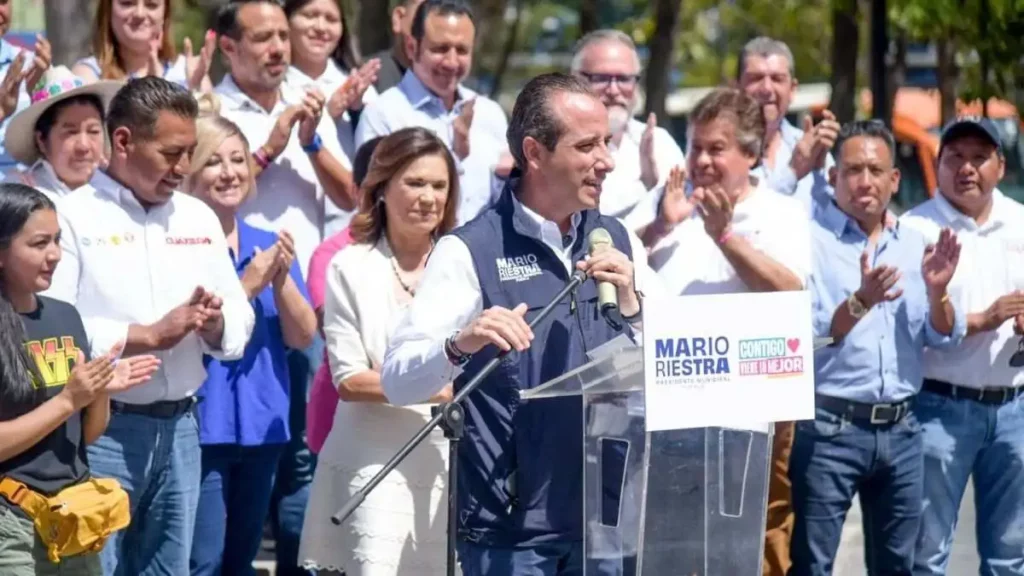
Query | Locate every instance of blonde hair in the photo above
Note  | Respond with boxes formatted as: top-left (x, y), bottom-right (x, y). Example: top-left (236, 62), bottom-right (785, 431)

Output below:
top-left (92, 0), bottom-right (178, 80)
top-left (184, 114), bottom-right (256, 200)
top-left (194, 92), bottom-right (222, 117)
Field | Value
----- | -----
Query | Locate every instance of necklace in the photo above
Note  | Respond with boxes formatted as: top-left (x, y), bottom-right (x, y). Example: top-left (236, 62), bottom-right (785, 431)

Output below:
top-left (388, 239), bottom-right (434, 297)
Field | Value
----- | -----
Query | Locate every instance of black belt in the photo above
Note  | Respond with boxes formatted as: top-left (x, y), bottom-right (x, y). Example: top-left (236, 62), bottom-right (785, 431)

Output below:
top-left (110, 397), bottom-right (197, 419)
top-left (923, 378), bottom-right (1024, 406)
top-left (815, 394), bottom-right (910, 425)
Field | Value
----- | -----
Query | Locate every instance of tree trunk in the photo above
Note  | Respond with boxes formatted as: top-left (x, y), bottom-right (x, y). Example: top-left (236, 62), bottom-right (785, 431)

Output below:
top-left (490, 0), bottom-right (523, 98)
top-left (885, 34), bottom-right (907, 123)
top-left (936, 39), bottom-right (959, 125)
top-left (828, 0), bottom-right (859, 123)
top-left (643, 0), bottom-right (682, 125)
top-left (578, 0), bottom-right (599, 37)
top-left (43, 0), bottom-right (93, 66)
top-left (358, 0), bottom-right (391, 57)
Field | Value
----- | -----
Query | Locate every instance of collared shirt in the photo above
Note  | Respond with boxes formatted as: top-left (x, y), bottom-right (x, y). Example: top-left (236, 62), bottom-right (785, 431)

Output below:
top-left (900, 189), bottom-right (1024, 388)
top-left (354, 70), bottom-right (509, 225)
top-left (809, 200), bottom-right (965, 403)
top-left (198, 220), bottom-right (309, 446)
top-left (381, 191), bottom-right (663, 406)
top-left (0, 39), bottom-right (32, 159)
top-left (14, 159), bottom-right (79, 202)
top-left (216, 74), bottom-right (353, 277)
top-left (601, 118), bottom-right (686, 231)
top-left (752, 119), bottom-right (834, 214)
top-left (651, 180), bottom-right (810, 295)
top-left (45, 170), bottom-right (255, 404)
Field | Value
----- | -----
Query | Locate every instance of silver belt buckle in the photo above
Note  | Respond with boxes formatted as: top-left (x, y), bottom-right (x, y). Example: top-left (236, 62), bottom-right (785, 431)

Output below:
top-left (870, 403), bottom-right (898, 424)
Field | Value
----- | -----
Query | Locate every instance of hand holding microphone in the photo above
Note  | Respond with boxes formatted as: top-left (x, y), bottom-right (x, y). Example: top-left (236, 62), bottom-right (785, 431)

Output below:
top-left (578, 228), bottom-right (640, 329)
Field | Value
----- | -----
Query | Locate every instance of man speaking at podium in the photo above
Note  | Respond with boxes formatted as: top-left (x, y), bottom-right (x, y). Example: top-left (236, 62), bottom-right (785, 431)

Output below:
top-left (381, 72), bottom-right (658, 575)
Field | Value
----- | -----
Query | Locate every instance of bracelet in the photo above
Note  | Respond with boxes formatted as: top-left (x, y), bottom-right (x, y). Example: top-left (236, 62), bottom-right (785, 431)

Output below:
top-left (621, 296), bottom-right (643, 323)
top-left (444, 333), bottom-right (471, 367)
top-left (252, 147), bottom-right (271, 170)
top-left (302, 133), bottom-right (323, 154)
top-left (717, 229), bottom-right (733, 245)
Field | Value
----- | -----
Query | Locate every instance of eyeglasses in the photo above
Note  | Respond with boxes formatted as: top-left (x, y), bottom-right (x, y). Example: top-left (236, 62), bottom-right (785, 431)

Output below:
top-left (578, 72), bottom-right (641, 88)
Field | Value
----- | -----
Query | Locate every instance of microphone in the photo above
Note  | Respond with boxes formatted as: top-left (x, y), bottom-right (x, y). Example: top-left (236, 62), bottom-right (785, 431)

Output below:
top-left (587, 227), bottom-right (623, 330)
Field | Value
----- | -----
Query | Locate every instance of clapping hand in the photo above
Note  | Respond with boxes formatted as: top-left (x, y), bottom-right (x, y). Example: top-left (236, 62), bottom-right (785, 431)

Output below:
top-left (184, 30), bottom-right (216, 92)
top-left (855, 247), bottom-right (902, 308)
top-left (272, 231), bottom-right (296, 291)
top-left (657, 165), bottom-right (692, 228)
top-left (453, 98), bottom-right (475, 160)
top-left (693, 185), bottom-right (734, 242)
top-left (639, 112), bottom-right (659, 190)
top-left (242, 242), bottom-right (282, 298)
top-left (60, 351), bottom-right (116, 410)
top-left (102, 342), bottom-right (161, 394)
top-left (327, 59), bottom-right (380, 118)
top-left (298, 88), bottom-right (326, 148)
top-left (0, 51), bottom-right (26, 121)
top-left (23, 35), bottom-right (51, 93)
top-left (791, 110), bottom-right (840, 179)
top-left (922, 228), bottom-right (961, 295)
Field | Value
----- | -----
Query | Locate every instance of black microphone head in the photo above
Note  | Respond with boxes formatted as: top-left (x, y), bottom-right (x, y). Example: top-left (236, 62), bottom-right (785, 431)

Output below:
top-left (587, 227), bottom-right (613, 256)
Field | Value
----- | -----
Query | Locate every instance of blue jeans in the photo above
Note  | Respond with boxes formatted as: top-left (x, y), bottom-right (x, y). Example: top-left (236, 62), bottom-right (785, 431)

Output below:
top-left (457, 540), bottom-right (626, 576)
top-left (86, 410), bottom-right (202, 576)
top-left (913, 390), bottom-right (1024, 575)
top-left (269, 342), bottom-right (320, 576)
top-left (190, 443), bottom-right (285, 576)
top-left (789, 406), bottom-right (924, 576)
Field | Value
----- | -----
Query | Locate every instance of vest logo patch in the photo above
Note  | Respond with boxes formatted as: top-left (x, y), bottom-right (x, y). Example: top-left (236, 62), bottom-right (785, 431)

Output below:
top-left (496, 254), bottom-right (542, 283)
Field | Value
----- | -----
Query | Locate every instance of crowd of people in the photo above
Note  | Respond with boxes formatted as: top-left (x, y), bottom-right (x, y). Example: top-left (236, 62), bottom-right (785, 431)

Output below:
top-left (0, 0), bottom-right (1021, 576)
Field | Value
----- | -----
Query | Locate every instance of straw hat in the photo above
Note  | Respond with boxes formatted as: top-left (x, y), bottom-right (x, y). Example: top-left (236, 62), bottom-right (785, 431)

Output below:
top-left (5, 66), bottom-right (123, 165)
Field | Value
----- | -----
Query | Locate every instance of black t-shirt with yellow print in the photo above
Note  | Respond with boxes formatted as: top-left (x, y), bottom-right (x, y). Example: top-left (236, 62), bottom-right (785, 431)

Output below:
top-left (0, 296), bottom-right (93, 496)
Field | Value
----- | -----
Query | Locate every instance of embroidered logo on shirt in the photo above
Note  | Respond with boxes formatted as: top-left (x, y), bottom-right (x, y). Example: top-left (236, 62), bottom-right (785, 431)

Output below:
top-left (166, 236), bottom-right (212, 246)
top-left (496, 254), bottom-right (542, 283)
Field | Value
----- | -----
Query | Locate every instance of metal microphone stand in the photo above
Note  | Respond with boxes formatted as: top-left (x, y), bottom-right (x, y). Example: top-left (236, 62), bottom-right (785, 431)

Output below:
top-left (331, 270), bottom-right (588, 576)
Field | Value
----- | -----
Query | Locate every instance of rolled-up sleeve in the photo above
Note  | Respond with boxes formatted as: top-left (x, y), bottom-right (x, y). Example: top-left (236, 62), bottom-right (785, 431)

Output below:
top-left (202, 221), bottom-right (254, 360)
top-left (381, 235), bottom-right (482, 405)
top-left (323, 254), bottom-right (371, 387)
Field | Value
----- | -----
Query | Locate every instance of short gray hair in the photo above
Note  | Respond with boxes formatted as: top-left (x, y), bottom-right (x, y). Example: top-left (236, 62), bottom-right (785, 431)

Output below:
top-left (507, 73), bottom-right (594, 172)
top-left (570, 29), bottom-right (641, 74)
top-left (737, 36), bottom-right (795, 79)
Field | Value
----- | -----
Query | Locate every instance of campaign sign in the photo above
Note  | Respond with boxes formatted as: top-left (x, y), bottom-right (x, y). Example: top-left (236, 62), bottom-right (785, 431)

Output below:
top-left (643, 291), bottom-right (815, 431)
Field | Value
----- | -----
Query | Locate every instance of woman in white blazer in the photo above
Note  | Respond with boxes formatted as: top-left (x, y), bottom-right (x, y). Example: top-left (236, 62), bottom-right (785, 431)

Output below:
top-left (299, 127), bottom-right (459, 575)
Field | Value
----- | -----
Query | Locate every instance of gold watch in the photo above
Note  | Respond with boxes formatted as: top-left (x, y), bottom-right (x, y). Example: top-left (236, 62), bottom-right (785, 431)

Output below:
top-left (847, 293), bottom-right (869, 319)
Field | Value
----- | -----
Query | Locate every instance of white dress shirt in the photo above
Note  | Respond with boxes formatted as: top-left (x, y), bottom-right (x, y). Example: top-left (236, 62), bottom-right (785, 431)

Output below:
top-left (601, 118), bottom-right (686, 231)
top-left (354, 70), bottom-right (508, 225)
top-left (216, 74), bottom-right (353, 277)
top-left (45, 171), bottom-right (255, 404)
top-left (900, 189), bottom-right (1024, 388)
top-left (12, 159), bottom-right (79, 203)
top-left (650, 180), bottom-right (810, 295)
top-left (381, 195), bottom-right (662, 406)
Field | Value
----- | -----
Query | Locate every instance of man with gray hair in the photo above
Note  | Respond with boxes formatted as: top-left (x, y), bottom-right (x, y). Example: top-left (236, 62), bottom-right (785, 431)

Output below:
top-left (738, 36), bottom-right (839, 215)
top-left (571, 29), bottom-right (685, 231)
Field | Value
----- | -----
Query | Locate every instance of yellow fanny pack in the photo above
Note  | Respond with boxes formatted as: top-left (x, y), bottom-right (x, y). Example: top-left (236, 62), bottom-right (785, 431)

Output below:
top-left (0, 476), bottom-right (131, 563)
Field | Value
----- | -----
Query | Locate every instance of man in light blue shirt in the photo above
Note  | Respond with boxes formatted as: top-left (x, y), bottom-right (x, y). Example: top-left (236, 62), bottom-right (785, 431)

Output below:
top-left (354, 0), bottom-right (508, 226)
top-left (738, 37), bottom-right (837, 215)
top-left (791, 120), bottom-right (965, 576)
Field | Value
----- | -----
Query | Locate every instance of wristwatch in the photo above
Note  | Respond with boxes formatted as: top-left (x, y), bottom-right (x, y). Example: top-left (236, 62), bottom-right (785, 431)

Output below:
top-left (444, 332), bottom-right (471, 367)
top-left (847, 293), bottom-right (869, 319)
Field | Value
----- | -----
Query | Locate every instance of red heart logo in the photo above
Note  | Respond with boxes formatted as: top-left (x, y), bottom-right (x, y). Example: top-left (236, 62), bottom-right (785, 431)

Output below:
top-left (787, 338), bottom-right (800, 353)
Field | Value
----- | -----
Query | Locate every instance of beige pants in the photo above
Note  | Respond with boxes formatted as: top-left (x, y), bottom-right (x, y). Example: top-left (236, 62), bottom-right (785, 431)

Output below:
top-left (763, 421), bottom-right (795, 576)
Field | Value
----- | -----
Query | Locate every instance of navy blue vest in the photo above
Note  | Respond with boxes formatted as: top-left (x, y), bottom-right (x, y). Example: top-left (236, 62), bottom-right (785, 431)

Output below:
top-left (451, 184), bottom-right (633, 547)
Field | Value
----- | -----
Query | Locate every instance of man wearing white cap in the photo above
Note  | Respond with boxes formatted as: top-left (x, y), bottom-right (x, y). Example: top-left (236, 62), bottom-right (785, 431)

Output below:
top-left (3, 66), bottom-right (120, 202)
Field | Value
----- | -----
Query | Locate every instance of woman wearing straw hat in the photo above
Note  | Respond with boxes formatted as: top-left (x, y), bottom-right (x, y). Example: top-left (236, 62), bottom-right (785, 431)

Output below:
top-left (3, 67), bottom-right (121, 203)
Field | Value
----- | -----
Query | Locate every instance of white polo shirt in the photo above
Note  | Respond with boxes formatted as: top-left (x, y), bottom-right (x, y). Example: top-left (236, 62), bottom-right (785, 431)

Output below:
top-left (900, 189), bottom-right (1024, 388)
top-left (216, 75), bottom-right (352, 277)
top-left (649, 180), bottom-right (810, 295)
top-left (45, 171), bottom-right (255, 404)
top-left (601, 118), bottom-right (686, 231)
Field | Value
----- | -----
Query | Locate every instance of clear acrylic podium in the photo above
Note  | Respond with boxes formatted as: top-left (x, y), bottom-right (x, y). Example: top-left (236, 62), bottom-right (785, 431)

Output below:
top-left (520, 337), bottom-right (828, 575)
